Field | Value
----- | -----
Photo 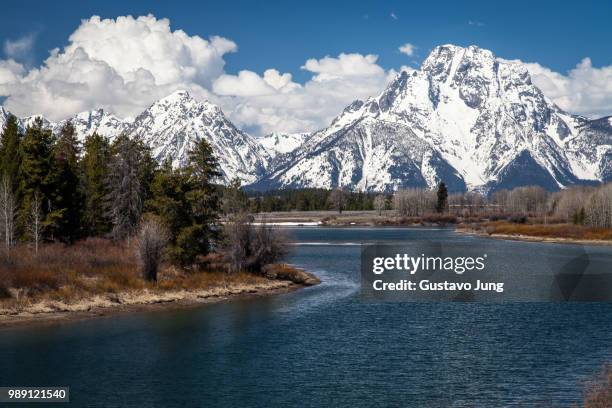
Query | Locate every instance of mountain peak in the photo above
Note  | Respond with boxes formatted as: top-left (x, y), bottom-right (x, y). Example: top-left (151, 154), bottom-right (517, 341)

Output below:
top-left (155, 89), bottom-right (196, 106)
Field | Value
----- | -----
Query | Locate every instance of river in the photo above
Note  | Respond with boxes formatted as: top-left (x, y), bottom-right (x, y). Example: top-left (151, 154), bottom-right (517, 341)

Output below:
top-left (1, 227), bottom-right (612, 407)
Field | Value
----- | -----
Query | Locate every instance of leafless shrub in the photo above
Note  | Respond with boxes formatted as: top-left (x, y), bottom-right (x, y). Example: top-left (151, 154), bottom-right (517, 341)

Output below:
top-left (223, 212), bottom-right (252, 273)
top-left (251, 222), bottom-right (288, 271)
top-left (222, 213), bottom-right (288, 273)
top-left (137, 219), bottom-right (169, 281)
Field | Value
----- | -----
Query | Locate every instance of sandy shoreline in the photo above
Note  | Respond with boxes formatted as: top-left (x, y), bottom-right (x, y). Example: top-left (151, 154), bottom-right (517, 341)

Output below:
top-left (0, 277), bottom-right (317, 330)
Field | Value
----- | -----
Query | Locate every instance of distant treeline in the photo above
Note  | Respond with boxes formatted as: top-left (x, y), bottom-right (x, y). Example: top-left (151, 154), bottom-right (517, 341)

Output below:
top-left (243, 188), bottom-right (382, 212)
top-left (394, 184), bottom-right (612, 228)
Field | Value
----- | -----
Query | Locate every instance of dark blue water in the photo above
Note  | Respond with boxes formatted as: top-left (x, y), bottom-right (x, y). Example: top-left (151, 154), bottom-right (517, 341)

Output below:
top-left (1, 227), bottom-right (612, 407)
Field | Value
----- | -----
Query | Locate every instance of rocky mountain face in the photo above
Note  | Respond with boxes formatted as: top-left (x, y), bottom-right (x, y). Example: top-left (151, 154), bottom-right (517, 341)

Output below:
top-left (255, 45), bottom-right (612, 193)
top-left (127, 91), bottom-right (269, 184)
top-left (256, 132), bottom-right (309, 159)
top-left (1, 44), bottom-right (611, 192)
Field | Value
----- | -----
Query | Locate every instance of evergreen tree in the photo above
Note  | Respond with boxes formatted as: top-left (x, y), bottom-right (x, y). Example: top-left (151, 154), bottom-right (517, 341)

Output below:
top-left (145, 161), bottom-right (192, 263)
top-left (0, 114), bottom-right (22, 192)
top-left (436, 182), bottom-right (448, 213)
top-left (17, 118), bottom-right (54, 240)
top-left (146, 139), bottom-right (221, 266)
top-left (183, 138), bottom-right (221, 264)
top-left (81, 132), bottom-right (112, 235)
top-left (107, 135), bottom-right (153, 241)
top-left (47, 121), bottom-right (83, 243)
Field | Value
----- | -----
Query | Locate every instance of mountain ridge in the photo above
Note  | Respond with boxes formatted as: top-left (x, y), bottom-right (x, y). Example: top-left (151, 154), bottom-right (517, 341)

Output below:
top-left (253, 44), bottom-right (612, 193)
top-left (2, 44), bottom-right (612, 193)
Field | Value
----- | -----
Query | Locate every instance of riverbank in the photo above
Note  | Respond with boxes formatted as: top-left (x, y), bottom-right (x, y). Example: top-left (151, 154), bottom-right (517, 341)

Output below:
top-left (254, 210), bottom-right (612, 245)
top-left (253, 210), bottom-right (457, 226)
top-left (0, 266), bottom-right (320, 329)
top-left (0, 239), bottom-right (320, 329)
top-left (0, 276), bottom-right (314, 329)
top-left (458, 221), bottom-right (612, 246)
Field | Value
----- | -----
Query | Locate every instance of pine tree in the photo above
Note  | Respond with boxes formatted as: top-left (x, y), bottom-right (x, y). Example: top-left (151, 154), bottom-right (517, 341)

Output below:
top-left (81, 132), bottom-right (112, 235)
top-left (106, 135), bottom-right (152, 242)
top-left (17, 118), bottom-right (54, 240)
top-left (145, 161), bottom-right (192, 263)
top-left (436, 182), bottom-right (448, 213)
top-left (47, 121), bottom-right (83, 243)
top-left (0, 114), bottom-right (22, 192)
top-left (186, 138), bottom-right (221, 253)
top-left (146, 139), bottom-right (221, 266)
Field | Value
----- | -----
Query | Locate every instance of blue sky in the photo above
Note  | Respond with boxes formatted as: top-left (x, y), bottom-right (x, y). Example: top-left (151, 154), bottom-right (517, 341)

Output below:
top-left (1, 0), bottom-right (609, 76)
top-left (0, 0), bottom-right (611, 135)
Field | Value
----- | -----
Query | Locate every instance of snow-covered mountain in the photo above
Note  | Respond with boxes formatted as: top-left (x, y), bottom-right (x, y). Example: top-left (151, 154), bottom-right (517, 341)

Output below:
top-left (128, 91), bottom-right (269, 183)
top-left (53, 109), bottom-right (129, 140)
top-left (254, 44), bottom-right (612, 193)
top-left (2, 44), bottom-right (612, 192)
top-left (1, 91), bottom-right (270, 184)
top-left (257, 132), bottom-right (310, 158)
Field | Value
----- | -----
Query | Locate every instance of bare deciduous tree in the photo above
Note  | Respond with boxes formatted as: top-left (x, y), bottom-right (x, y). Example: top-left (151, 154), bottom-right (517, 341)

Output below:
top-left (393, 188), bottom-right (436, 216)
top-left (137, 219), bottom-right (169, 281)
top-left (373, 194), bottom-right (387, 216)
top-left (586, 184), bottom-right (612, 228)
top-left (28, 189), bottom-right (43, 254)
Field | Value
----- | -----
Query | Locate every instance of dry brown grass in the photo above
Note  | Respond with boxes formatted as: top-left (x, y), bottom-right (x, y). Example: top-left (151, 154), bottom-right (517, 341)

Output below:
top-left (582, 364), bottom-right (612, 408)
top-left (0, 238), bottom-right (300, 309)
top-left (0, 238), bottom-right (140, 299)
top-left (465, 221), bottom-right (612, 241)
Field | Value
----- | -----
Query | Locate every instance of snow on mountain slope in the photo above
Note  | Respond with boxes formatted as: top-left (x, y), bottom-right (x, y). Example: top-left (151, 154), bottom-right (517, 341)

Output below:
top-left (257, 132), bottom-right (309, 158)
top-left (53, 109), bottom-right (129, 141)
top-left (1, 92), bottom-right (271, 185)
top-left (256, 116), bottom-right (465, 192)
top-left (255, 44), bottom-right (612, 193)
top-left (2, 44), bottom-right (612, 192)
top-left (0, 107), bottom-right (9, 131)
top-left (127, 91), bottom-right (270, 184)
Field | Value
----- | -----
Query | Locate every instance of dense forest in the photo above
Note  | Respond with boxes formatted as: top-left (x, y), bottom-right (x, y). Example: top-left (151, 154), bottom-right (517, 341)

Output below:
top-left (0, 113), bottom-right (271, 276)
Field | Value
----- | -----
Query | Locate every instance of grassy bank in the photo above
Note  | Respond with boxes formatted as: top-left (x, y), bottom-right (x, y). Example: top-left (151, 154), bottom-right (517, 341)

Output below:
top-left (459, 220), bottom-right (612, 244)
top-left (0, 238), bottom-right (319, 325)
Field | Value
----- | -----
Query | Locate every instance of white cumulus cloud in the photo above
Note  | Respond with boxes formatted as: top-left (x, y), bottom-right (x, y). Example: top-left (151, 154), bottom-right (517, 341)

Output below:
top-left (213, 53), bottom-right (395, 135)
top-left (398, 43), bottom-right (416, 56)
top-left (525, 58), bottom-right (612, 119)
top-left (0, 17), bottom-right (396, 135)
top-left (0, 15), bottom-right (236, 121)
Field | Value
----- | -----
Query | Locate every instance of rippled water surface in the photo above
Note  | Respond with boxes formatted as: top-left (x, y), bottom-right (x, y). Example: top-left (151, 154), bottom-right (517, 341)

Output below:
top-left (1, 227), bottom-right (612, 407)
